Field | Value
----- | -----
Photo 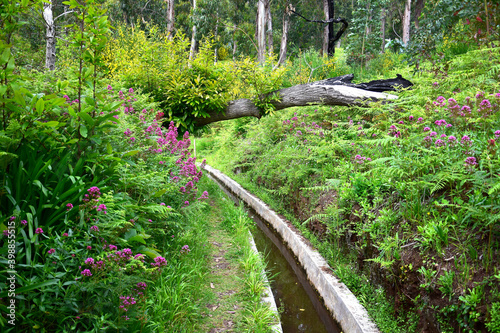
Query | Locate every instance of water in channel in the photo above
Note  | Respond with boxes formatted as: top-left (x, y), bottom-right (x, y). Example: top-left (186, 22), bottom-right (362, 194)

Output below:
top-left (214, 179), bottom-right (342, 333)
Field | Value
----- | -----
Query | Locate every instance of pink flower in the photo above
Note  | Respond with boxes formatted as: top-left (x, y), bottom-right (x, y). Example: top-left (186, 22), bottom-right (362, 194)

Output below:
top-left (35, 228), bottom-right (43, 234)
top-left (48, 248), bottom-right (55, 254)
top-left (81, 269), bottom-right (92, 277)
top-left (63, 232), bottom-right (69, 237)
top-left (21, 220), bottom-right (28, 226)
top-left (87, 246), bottom-right (92, 250)
top-left (90, 225), bottom-right (99, 232)
top-left (66, 203), bottom-right (73, 211)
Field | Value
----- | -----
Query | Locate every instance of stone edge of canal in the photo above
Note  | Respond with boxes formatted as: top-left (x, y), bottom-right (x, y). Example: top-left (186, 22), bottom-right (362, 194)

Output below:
top-left (202, 163), bottom-right (381, 333)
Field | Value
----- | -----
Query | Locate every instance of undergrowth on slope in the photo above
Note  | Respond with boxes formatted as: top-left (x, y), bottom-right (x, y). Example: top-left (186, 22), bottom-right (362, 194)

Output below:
top-left (200, 47), bottom-right (500, 332)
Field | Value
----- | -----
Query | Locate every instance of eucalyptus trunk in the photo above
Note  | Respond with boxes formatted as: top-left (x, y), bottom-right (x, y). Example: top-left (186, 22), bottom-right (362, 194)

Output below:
top-left (322, 0), bottom-right (329, 56)
top-left (166, 0), bottom-right (175, 40)
top-left (276, 4), bottom-right (291, 67)
top-left (189, 0), bottom-right (197, 61)
top-left (257, 0), bottom-right (266, 63)
top-left (266, 1), bottom-right (273, 56)
top-left (402, 0), bottom-right (411, 46)
top-left (43, 0), bottom-right (56, 70)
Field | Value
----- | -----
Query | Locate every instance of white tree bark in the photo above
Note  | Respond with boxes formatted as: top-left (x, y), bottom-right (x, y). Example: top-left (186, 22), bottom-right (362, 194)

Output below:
top-left (381, 8), bottom-right (386, 52)
top-left (166, 0), bottom-right (175, 40)
top-left (402, 0), bottom-right (411, 46)
top-left (43, 0), bottom-right (56, 70)
top-left (189, 0), bottom-right (197, 61)
top-left (322, 0), bottom-right (329, 56)
top-left (265, 0), bottom-right (273, 57)
top-left (276, 4), bottom-right (291, 67)
top-left (257, 0), bottom-right (266, 63)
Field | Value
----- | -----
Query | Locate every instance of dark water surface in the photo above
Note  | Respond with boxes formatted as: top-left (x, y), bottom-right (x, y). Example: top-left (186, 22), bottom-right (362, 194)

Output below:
top-left (212, 176), bottom-right (342, 333)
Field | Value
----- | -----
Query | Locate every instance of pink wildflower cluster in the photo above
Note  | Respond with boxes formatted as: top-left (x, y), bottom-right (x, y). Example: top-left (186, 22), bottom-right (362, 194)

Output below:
top-left (432, 94), bottom-right (498, 120)
top-left (151, 255), bottom-right (167, 268)
top-left (388, 125), bottom-right (401, 138)
top-left (282, 114), bottom-right (324, 142)
top-left (354, 155), bottom-right (371, 164)
top-left (180, 245), bottom-right (191, 254)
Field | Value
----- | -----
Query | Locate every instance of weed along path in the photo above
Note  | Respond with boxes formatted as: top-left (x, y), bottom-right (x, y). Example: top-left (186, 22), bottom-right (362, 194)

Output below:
top-left (203, 164), bottom-right (380, 333)
top-left (198, 179), bottom-right (282, 332)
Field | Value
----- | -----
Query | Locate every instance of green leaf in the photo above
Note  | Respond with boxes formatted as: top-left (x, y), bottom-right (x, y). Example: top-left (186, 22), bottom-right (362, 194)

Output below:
top-left (79, 124), bottom-right (88, 138)
top-left (0, 47), bottom-right (10, 65)
top-left (77, 111), bottom-right (95, 126)
top-left (35, 98), bottom-right (45, 115)
top-left (122, 150), bottom-right (140, 157)
top-left (142, 248), bottom-right (161, 259)
top-left (39, 121), bottom-right (59, 127)
top-left (0, 279), bottom-right (60, 298)
top-left (106, 143), bottom-right (112, 154)
top-left (152, 189), bottom-right (167, 198)
top-left (128, 235), bottom-right (146, 245)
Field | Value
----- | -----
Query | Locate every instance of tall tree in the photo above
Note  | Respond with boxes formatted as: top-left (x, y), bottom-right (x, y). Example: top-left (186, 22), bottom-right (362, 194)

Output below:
top-left (189, 0), bottom-right (197, 61)
top-left (402, 0), bottom-right (411, 45)
top-left (265, 0), bottom-right (273, 56)
top-left (257, 0), bottom-right (267, 63)
top-left (276, 2), bottom-right (292, 67)
top-left (322, 0), bottom-right (329, 55)
top-left (166, 0), bottom-right (175, 39)
top-left (43, 0), bottom-right (56, 70)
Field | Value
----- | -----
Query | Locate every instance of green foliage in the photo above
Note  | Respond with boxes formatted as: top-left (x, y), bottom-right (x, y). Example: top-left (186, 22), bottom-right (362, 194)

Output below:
top-left (203, 46), bottom-right (500, 331)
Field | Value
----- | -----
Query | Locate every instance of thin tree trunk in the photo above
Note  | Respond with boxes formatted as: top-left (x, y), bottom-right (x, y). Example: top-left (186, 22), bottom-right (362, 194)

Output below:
top-left (276, 3), bottom-right (291, 67)
top-left (413, 0), bottom-right (425, 29)
top-left (402, 0), bottom-right (411, 46)
top-left (266, 0), bottom-right (273, 57)
top-left (214, 12), bottom-right (219, 64)
top-left (381, 8), bottom-right (386, 52)
top-left (43, 0), bottom-right (56, 70)
top-left (327, 0), bottom-right (335, 55)
top-left (257, 0), bottom-right (266, 63)
top-left (233, 24), bottom-right (237, 60)
top-left (166, 0), bottom-right (175, 40)
top-left (365, 3), bottom-right (372, 35)
top-left (189, 0), bottom-right (197, 61)
top-left (322, 0), bottom-right (329, 56)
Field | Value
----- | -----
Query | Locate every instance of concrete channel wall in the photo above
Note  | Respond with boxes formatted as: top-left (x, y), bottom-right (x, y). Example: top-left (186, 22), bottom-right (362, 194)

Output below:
top-left (203, 164), bottom-right (380, 333)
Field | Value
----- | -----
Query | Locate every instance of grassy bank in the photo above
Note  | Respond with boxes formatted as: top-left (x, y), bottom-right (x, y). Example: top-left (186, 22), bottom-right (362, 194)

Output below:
top-left (197, 47), bottom-right (500, 332)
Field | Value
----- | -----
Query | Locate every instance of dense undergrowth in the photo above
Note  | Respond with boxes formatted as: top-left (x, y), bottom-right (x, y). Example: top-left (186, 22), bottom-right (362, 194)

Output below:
top-left (0, 2), bottom-right (277, 331)
top-left (1, 0), bottom-right (499, 332)
top-left (200, 47), bottom-right (500, 332)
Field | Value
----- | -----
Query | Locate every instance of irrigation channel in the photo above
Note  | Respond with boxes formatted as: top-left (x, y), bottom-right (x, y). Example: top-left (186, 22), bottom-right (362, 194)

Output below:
top-left (203, 164), bottom-right (380, 333)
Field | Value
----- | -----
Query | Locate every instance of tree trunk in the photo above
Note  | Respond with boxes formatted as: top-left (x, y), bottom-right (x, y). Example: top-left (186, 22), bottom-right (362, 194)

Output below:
top-left (365, 3), bottom-right (372, 36)
top-left (381, 8), bottom-right (386, 52)
top-left (232, 24), bottom-right (237, 60)
top-left (189, 0), bottom-right (197, 61)
top-left (327, 0), bottom-right (335, 55)
top-left (413, 0), bottom-right (425, 29)
top-left (43, 0), bottom-right (56, 70)
top-left (276, 4), bottom-right (291, 67)
top-left (214, 9), bottom-right (219, 64)
top-left (166, 0), bottom-right (175, 40)
top-left (266, 0), bottom-right (273, 57)
top-left (257, 0), bottom-right (266, 63)
top-left (322, 0), bottom-right (329, 56)
top-left (402, 0), bottom-right (411, 46)
top-left (193, 74), bottom-right (407, 127)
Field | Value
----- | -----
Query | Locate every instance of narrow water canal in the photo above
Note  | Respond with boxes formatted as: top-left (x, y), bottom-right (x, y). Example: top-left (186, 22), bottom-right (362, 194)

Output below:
top-left (214, 179), bottom-right (342, 333)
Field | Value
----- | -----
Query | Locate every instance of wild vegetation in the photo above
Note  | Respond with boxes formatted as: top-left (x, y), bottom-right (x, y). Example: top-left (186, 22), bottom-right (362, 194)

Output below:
top-left (1, 0), bottom-right (499, 332)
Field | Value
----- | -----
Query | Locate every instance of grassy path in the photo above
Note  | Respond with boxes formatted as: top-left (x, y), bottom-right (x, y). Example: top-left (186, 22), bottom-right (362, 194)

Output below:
top-left (194, 180), bottom-right (279, 332)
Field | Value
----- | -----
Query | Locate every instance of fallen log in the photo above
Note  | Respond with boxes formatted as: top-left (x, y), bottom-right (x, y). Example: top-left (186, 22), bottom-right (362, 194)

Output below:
top-left (194, 74), bottom-right (411, 127)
